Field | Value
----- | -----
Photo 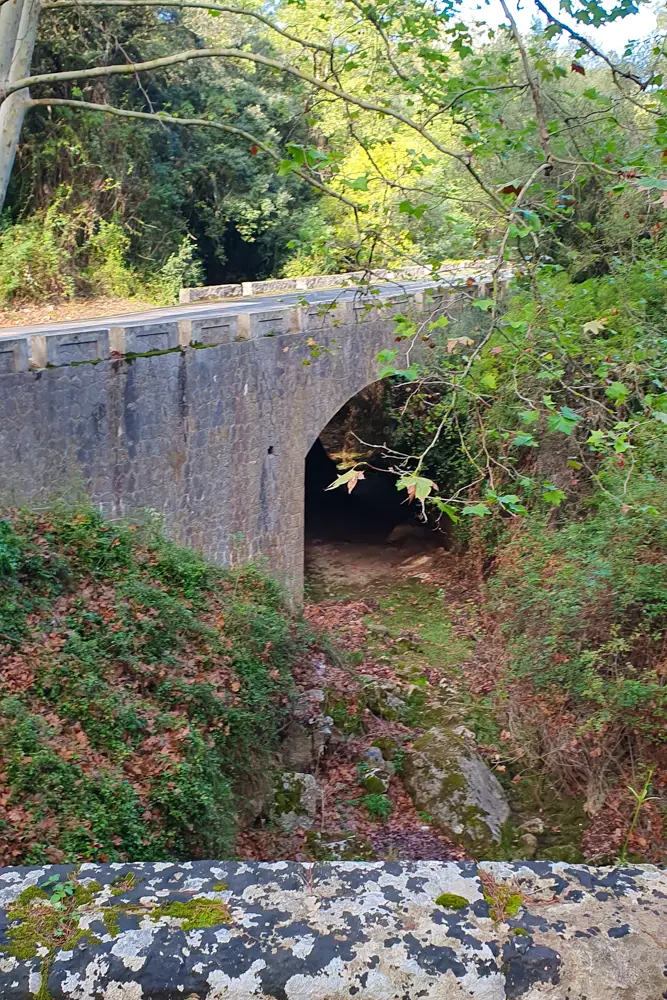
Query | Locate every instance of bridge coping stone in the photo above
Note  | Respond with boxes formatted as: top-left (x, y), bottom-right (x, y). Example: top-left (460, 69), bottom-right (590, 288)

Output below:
top-left (0, 860), bottom-right (664, 999)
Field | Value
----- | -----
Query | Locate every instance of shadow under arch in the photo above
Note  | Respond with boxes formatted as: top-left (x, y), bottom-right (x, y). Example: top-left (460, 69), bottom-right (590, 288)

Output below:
top-left (304, 382), bottom-right (411, 543)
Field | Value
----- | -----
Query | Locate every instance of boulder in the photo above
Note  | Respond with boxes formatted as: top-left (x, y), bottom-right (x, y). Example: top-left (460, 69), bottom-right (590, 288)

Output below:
top-left (281, 710), bottom-right (333, 772)
top-left (403, 727), bottom-right (510, 855)
top-left (274, 772), bottom-right (319, 833)
top-left (359, 675), bottom-right (407, 720)
top-left (359, 746), bottom-right (394, 793)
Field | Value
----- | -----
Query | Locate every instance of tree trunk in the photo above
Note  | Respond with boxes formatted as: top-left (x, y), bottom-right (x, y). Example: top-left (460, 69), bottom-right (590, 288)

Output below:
top-left (0, 0), bottom-right (40, 213)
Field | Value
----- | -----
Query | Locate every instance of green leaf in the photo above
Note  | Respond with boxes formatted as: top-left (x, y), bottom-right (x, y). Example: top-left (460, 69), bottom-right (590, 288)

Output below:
top-left (512, 433), bottom-right (538, 448)
top-left (462, 503), bottom-right (492, 517)
top-left (348, 175), bottom-right (369, 191)
top-left (433, 499), bottom-right (459, 523)
top-left (519, 409), bottom-right (540, 424)
top-left (429, 315), bottom-right (449, 329)
top-left (520, 209), bottom-right (542, 232)
top-left (398, 200), bottom-right (429, 218)
top-left (397, 474), bottom-right (437, 500)
top-left (559, 405), bottom-right (582, 422)
top-left (587, 429), bottom-right (606, 450)
top-left (326, 466), bottom-right (365, 493)
top-left (548, 413), bottom-right (578, 435)
top-left (480, 373), bottom-right (497, 390)
top-left (605, 381), bottom-right (629, 404)
top-left (542, 483), bottom-right (567, 506)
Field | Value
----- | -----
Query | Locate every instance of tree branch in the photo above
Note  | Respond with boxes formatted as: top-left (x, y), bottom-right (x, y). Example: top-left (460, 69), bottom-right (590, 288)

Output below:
top-left (27, 97), bottom-right (363, 210)
top-left (42, 0), bottom-right (332, 54)
top-left (4, 44), bottom-right (506, 208)
top-left (533, 0), bottom-right (648, 90)
top-left (499, 0), bottom-right (553, 173)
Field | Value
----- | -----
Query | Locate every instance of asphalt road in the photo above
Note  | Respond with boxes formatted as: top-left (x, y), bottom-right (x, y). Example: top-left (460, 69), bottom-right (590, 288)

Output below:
top-left (0, 271), bottom-right (481, 339)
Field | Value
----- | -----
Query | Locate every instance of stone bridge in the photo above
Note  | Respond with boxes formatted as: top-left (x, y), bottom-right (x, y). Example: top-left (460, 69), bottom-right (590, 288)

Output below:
top-left (0, 266), bottom-right (499, 596)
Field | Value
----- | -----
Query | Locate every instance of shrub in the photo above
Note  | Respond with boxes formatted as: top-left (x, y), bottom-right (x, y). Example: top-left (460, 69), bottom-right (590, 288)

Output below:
top-left (490, 471), bottom-right (667, 793)
top-left (0, 507), bottom-right (299, 865)
top-left (0, 209), bottom-right (75, 303)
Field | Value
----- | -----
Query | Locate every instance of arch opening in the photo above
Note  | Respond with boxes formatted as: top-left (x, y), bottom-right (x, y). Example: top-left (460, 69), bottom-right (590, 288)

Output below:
top-left (304, 384), bottom-right (445, 595)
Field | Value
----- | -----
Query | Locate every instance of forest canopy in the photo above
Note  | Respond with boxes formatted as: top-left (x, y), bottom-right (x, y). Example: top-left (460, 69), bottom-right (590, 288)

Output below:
top-left (1, 0), bottom-right (666, 295)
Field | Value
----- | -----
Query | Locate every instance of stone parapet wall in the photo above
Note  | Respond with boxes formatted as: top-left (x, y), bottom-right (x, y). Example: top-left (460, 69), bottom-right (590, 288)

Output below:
top-left (0, 271), bottom-right (508, 374)
top-left (0, 860), bottom-right (664, 999)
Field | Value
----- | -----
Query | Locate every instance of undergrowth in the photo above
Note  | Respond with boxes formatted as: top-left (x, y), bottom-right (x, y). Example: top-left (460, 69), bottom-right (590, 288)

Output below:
top-left (0, 506), bottom-right (299, 866)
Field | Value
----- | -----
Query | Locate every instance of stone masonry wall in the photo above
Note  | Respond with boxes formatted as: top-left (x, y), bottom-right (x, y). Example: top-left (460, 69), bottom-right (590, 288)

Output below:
top-left (0, 860), bottom-right (665, 999)
top-left (0, 315), bottom-right (405, 595)
top-left (0, 274), bottom-right (499, 596)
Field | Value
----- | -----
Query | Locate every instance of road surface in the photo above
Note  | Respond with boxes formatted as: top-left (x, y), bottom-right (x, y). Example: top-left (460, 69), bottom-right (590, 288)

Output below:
top-left (0, 271), bottom-right (483, 339)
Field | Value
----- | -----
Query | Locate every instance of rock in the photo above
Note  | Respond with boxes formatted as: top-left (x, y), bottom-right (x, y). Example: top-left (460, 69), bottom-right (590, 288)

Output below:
top-left (521, 816), bottom-right (546, 835)
top-left (363, 746), bottom-right (387, 768)
top-left (274, 772), bottom-right (319, 833)
top-left (359, 747), bottom-right (394, 793)
top-left (519, 832), bottom-right (538, 858)
top-left (403, 727), bottom-right (511, 854)
top-left (371, 736), bottom-right (399, 760)
top-left (281, 712), bottom-right (332, 772)
top-left (451, 725), bottom-right (476, 742)
top-left (237, 773), bottom-right (273, 826)
top-left (366, 622), bottom-right (391, 637)
top-left (359, 675), bottom-right (407, 720)
top-left (386, 522), bottom-right (428, 544)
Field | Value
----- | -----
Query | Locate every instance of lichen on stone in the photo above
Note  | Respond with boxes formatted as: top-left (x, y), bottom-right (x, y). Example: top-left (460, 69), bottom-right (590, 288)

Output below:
top-left (1, 878), bottom-right (104, 1000)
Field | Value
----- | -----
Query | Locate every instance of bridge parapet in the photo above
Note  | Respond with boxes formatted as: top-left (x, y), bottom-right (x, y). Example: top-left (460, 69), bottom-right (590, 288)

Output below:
top-left (0, 860), bottom-right (664, 999)
top-left (0, 265), bottom-right (510, 373)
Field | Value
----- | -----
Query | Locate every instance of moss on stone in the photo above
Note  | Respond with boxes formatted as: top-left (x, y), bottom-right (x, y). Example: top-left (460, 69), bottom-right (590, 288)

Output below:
top-left (274, 774), bottom-right (307, 816)
top-left (150, 897), bottom-right (231, 931)
top-left (212, 882), bottom-right (228, 892)
top-left (14, 885), bottom-right (49, 907)
top-left (110, 873), bottom-right (139, 896)
top-left (2, 879), bottom-right (104, 1000)
top-left (435, 893), bottom-right (469, 910)
top-left (361, 774), bottom-right (387, 794)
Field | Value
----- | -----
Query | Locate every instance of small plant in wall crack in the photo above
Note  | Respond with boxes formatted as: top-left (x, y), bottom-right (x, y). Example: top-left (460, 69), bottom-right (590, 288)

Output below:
top-left (479, 870), bottom-right (524, 923)
top-left (618, 769), bottom-right (656, 865)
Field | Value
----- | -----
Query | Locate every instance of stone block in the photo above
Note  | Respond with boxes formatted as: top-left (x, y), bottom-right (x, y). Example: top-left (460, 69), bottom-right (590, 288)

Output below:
top-left (0, 336), bottom-right (29, 374)
top-left (241, 278), bottom-right (298, 296)
top-left (335, 297), bottom-right (381, 325)
top-left (30, 329), bottom-right (110, 368)
top-left (295, 271), bottom-right (365, 291)
top-left (109, 321), bottom-right (180, 355)
top-left (299, 300), bottom-right (346, 331)
top-left (377, 291), bottom-right (418, 317)
top-left (178, 314), bottom-right (240, 346)
top-left (237, 307), bottom-right (301, 339)
top-left (0, 860), bottom-right (665, 1000)
top-left (179, 283), bottom-right (243, 303)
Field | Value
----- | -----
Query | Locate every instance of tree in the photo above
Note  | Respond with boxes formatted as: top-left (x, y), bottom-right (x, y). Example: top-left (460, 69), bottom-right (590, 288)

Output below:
top-left (2, 0), bottom-right (664, 222)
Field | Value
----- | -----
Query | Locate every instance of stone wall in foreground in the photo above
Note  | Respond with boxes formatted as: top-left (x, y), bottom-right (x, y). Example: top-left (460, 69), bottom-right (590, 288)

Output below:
top-left (0, 861), bottom-right (665, 999)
